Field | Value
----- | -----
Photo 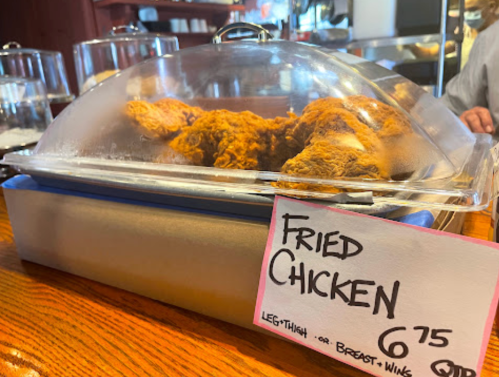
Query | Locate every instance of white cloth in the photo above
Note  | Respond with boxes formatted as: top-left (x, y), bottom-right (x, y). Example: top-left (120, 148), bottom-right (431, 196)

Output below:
top-left (460, 25), bottom-right (475, 69)
top-left (441, 21), bottom-right (499, 127)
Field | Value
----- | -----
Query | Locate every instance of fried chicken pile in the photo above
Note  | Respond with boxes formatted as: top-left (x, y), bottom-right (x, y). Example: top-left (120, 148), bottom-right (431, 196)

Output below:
top-left (123, 95), bottom-right (413, 194)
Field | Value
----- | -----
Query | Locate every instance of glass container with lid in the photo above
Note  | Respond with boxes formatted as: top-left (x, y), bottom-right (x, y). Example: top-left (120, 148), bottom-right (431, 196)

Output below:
top-left (3, 23), bottom-right (493, 211)
top-left (0, 42), bottom-right (74, 104)
top-left (0, 76), bottom-right (52, 152)
top-left (73, 25), bottom-right (179, 95)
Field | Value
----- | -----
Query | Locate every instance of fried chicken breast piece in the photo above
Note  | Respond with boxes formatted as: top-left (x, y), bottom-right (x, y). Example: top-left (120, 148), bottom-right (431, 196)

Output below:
top-left (305, 108), bottom-right (385, 152)
top-left (168, 109), bottom-right (274, 170)
top-left (302, 95), bottom-right (413, 140)
top-left (287, 101), bottom-right (379, 152)
top-left (275, 108), bottom-right (389, 193)
top-left (290, 97), bottom-right (354, 151)
top-left (342, 95), bottom-right (419, 179)
top-left (154, 98), bottom-right (204, 127)
top-left (302, 97), bottom-right (345, 114)
top-left (298, 95), bottom-right (415, 181)
top-left (125, 99), bottom-right (204, 140)
top-left (125, 101), bottom-right (172, 139)
top-left (276, 141), bottom-right (385, 194)
top-left (342, 95), bottom-right (413, 139)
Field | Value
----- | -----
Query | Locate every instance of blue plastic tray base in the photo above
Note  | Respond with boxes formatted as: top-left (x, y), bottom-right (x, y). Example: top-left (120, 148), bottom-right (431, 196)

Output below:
top-left (3, 175), bottom-right (271, 223)
top-left (2, 175), bottom-right (435, 228)
top-left (391, 211), bottom-right (435, 229)
top-left (30, 174), bottom-right (276, 220)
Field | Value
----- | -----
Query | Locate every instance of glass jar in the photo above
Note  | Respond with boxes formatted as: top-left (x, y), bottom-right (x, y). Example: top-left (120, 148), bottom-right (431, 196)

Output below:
top-left (73, 25), bottom-right (179, 95)
top-left (0, 42), bottom-right (74, 104)
top-left (0, 76), bottom-right (52, 152)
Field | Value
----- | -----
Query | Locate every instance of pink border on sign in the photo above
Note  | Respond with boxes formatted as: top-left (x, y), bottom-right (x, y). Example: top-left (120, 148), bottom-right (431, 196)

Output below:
top-left (253, 195), bottom-right (281, 325)
top-left (477, 270), bottom-right (499, 373)
top-left (254, 196), bottom-right (499, 376)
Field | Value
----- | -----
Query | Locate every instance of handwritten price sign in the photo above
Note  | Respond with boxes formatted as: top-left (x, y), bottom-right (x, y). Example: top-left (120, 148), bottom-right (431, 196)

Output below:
top-left (254, 197), bottom-right (499, 377)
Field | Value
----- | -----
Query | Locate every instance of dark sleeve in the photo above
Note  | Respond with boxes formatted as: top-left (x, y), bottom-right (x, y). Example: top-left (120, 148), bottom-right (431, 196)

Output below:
top-left (441, 34), bottom-right (489, 116)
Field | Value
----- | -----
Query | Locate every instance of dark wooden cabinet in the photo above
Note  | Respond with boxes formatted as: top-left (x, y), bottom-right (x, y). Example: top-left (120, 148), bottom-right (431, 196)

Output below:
top-left (0, 0), bottom-right (243, 98)
top-left (0, 0), bottom-right (99, 97)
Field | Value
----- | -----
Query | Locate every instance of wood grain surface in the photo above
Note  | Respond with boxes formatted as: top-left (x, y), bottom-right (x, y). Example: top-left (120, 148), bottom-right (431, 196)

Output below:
top-left (0, 189), bottom-right (498, 377)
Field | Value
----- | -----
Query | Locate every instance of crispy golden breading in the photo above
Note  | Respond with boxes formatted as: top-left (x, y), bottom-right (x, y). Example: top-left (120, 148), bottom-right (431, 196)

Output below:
top-left (302, 95), bottom-right (413, 140)
top-left (168, 110), bottom-right (275, 170)
top-left (214, 111), bottom-right (272, 170)
top-left (275, 108), bottom-right (389, 192)
top-left (307, 108), bottom-right (385, 153)
top-left (125, 101), bottom-right (174, 139)
top-left (282, 136), bottom-right (387, 179)
top-left (152, 108), bottom-right (297, 171)
top-left (154, 98), bottom-right (204, 126)
top-left (125, 99), bottom-right (204, 140)
top-left (265, 112), bottom-right (300, 171)
top-left (287, 105), bottom-right (384, 152)
top-left (276, 142), bottom-right (385, 194)
top-left (302, 97), bottom-right (345, 114)
top-left (168, 110), bottom-right (230, 167)
top-left (342, 95), bottom-right (412, 139)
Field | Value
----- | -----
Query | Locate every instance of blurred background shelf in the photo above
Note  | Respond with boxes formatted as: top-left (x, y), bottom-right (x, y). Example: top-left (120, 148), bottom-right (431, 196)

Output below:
top-left (165, 32), bottom-right (214, 45)
top-left (0, 0), bottom-right (465, 101)
top-left (320, 33), bottom-right (456, 50)
top-left (0, 0), bottom-right (245, 96)
top-left (93, 0), bottom-right (241, 48)
top-left (163, 32), bottom-right (213, 37)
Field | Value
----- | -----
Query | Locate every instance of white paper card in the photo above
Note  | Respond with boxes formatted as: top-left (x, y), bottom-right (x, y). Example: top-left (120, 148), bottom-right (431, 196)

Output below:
top-left (254, 197), bottom-right (499, 377)
top-left (491, 142), bottom-right (499, 199)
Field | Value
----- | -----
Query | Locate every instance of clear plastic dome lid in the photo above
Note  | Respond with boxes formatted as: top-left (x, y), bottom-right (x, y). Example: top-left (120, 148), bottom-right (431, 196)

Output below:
top-left (0, 42), bottom-right (74, 103)
top-left (4, 24), bottom-right (494, 211)
top-left (73, 25), bottom-right (179, 95)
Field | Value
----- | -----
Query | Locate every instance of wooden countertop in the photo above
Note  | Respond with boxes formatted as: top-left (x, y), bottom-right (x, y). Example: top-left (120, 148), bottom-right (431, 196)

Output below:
top-left (0, 190), bottom-right (498, 377)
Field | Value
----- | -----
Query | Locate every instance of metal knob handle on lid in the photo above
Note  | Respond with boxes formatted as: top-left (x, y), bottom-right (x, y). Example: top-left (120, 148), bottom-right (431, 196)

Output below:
top-left (108, 25), bottom-right (140, 36)
top-left (212, 22), bottom-right (273, 44)
top-left (2, 42), bottom-right (22, 50)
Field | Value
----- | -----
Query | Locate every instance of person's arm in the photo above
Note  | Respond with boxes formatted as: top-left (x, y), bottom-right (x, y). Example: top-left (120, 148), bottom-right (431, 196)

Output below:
top-left (441, 33), bottom-right (492, 133)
